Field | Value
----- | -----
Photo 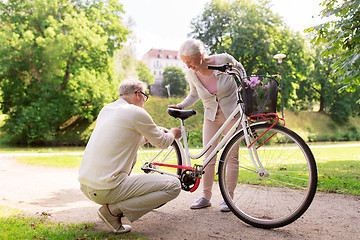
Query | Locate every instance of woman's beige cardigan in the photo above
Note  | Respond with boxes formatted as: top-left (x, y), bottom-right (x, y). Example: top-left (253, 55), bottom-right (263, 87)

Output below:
top-left (178, 53), bottom-right (247, 121)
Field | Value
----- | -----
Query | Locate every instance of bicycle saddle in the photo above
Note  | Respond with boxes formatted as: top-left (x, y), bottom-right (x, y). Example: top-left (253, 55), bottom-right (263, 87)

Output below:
top-left (167, 108), bottom-right (196, 120)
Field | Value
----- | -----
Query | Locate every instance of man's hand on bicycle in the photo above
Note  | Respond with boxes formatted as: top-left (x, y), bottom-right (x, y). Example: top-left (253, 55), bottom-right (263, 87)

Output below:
top-left (161, 127), bottom-right (181, 139)
top-left (169, 128), bottom-right (181, 139)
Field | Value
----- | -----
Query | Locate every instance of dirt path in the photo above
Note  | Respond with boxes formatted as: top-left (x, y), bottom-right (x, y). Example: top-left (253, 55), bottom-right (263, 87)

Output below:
top-left (1, 156), bottom-right (359, 240)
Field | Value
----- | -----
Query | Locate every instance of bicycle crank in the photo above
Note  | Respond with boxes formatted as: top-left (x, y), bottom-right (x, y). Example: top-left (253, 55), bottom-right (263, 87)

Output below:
top-left (180, 170), bottom-right (201, 192)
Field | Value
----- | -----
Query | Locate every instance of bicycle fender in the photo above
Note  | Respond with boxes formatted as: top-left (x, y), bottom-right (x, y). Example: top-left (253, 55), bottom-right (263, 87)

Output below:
top-left (174, 138), bottom-right (187, 166)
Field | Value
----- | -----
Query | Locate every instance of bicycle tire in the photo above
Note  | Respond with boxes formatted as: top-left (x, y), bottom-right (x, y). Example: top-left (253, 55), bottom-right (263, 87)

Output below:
top-left (137, 140), bottom-right (184, 176)
top-left (218, 123), bottom-right (317, 229)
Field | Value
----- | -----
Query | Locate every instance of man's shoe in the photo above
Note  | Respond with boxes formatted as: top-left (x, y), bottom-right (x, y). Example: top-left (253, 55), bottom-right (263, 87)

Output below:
top-left (190, 197), bottom-right (211, 209)
top-left (97, 205), bottom-right (131, 233)
top-left (220, 201), bottom-right (231, 212)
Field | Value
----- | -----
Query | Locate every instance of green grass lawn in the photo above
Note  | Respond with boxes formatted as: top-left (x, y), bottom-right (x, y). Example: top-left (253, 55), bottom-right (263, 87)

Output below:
top-left (0, 206), bottom-right (146, 240)
top-left (16, 155), bottom-right (83, 168)
top-left (11, 142), bottom-right (360, 195)
top-left (0, 146), bottom-right (85, 153)
top-left (310, 144), bottom-right (360, 195)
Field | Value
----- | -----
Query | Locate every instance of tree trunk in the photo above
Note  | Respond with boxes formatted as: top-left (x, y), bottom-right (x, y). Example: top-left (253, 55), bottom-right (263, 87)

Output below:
top-left (319, 95), bottom-right (325, 112)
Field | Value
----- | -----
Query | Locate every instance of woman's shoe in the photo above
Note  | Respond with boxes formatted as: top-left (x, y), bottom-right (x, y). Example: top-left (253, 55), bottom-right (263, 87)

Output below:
top-left (190, 197), bottom-right (211, 209)
top-left (220, 201), bottom-right (231, 212)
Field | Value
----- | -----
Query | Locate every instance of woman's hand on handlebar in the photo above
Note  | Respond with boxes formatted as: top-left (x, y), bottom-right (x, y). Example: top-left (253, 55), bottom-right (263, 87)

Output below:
top-left (168, 104), bottom-right (181, 109)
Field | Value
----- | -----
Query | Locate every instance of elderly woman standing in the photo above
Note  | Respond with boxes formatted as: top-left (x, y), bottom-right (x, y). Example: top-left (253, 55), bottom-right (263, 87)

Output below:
top-left (168, 39), bottom-right (247, 211)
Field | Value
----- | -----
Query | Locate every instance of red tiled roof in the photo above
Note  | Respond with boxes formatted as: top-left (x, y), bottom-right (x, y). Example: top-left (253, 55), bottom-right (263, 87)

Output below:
top-left (143, 48), bottom-right (179, 59)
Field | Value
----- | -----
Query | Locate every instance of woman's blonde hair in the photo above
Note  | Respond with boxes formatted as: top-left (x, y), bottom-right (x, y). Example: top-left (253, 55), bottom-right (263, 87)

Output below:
top-left (179, 39), bottom-right (206, 57)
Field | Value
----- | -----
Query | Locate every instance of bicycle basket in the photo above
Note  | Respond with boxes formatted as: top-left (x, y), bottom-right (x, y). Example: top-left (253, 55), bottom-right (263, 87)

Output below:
top-left (241, 76), bottom-right (279, 116)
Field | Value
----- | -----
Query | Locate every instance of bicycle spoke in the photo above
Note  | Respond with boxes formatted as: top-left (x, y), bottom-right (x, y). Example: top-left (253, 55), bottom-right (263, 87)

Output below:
top-left (218, 123), bottom-right (317, 228)
top-left (267, 177), bottom-right (308, 190)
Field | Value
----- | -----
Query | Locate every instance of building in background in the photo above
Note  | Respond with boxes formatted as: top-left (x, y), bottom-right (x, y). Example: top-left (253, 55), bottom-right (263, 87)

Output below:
top-left (142, 48), bottom-right (185, 96)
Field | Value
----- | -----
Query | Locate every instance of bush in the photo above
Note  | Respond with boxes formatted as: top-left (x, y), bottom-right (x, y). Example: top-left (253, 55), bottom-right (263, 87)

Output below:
top-left (330, 96), bottom-right (353, 124)
top-left (186, 129), bottom-right (203, 148)
top-left (340, 126), bottom-right (360, 141)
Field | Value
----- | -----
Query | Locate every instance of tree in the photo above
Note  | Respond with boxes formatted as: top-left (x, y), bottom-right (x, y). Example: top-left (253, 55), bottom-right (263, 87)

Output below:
top-left (136, 61), bottom-right (155, 87)
top-left (0, 0), bottom-right (129, 144)
top-left (113, 32), bottom-right (138, 81)
top-left (113, 38), bottom-right (153, 89)
top-left (296, 45), bottom-right (339, 112)
top-left (162, 67), bottom-right (187, 97)
top-left (189, 0), bottom-right (312, 110)
top-left (308, 0), bottom-right (360, 93)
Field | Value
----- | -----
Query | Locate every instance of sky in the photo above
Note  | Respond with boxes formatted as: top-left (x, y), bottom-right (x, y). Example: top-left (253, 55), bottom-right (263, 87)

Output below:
top-left (121, 0), bottom-right (326, 59)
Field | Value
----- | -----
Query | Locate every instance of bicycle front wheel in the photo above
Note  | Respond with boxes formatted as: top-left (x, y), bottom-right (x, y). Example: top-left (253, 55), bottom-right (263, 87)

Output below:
top-left (218, 123), bottom-right (317, 229)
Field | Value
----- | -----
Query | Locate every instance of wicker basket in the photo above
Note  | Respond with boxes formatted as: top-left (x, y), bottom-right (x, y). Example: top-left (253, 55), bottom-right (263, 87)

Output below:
top-left (241, 76), bottom-right (279, 116)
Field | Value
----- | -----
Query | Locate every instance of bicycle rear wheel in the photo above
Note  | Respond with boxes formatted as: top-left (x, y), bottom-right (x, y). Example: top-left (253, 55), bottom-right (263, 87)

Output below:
top-left (218, 123), bottom-right (317, 228)
top-left (137, 140), bottom-right (184, 176)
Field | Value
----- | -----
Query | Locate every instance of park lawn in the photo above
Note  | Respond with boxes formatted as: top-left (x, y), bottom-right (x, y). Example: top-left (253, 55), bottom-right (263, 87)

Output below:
top-left (310, 145), bottom-right (360, 195)
top-left (16, 155), bottom-right (83, 168)
top-left (0, 146), bottom-right (85, 153)
top-left (0, 205), bottom-right (146, 240)
top-left (13, 143), bottom-right (360, 195)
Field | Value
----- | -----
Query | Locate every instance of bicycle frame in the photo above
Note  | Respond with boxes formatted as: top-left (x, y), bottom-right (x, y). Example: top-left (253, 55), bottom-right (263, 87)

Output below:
top-left (142, 63), bottom-right (317, 228)
top-left (180, 103), bottom-right (242, 169)
top-left (143, 66), bottom-right (278, 178)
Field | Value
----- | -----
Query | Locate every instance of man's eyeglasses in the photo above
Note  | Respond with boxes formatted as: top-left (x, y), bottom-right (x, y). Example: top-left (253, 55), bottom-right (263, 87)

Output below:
top-left (137, 91), bottom-right (149, 102)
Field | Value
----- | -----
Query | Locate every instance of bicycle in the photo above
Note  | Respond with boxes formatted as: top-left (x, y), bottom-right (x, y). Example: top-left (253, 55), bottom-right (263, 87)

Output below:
top-left (140, 63), bottom-right (317, 229)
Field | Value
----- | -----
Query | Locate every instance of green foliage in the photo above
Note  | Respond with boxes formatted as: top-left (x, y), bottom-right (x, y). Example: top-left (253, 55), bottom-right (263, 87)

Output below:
top-left (144, 97), bottom-right (204, 147)
top-left (330, 93), bottom-right (359, 124)
top-left (113, 38), bottom-right (138, 81)
top-left (186, 129), bottom-right (203, 147)
top-left (2, 99), bottom-right (360, 146)
top-left (161, 66), bottom-right (187, 97)
top-left (189, 0), bottom-right (312, 110)
top-left (283, 110), bottom-right (360, 142)
top-left (295, 45), bottom-right (340, 112)
top-left (307, 0), bottom-right (360, 92)
top-left (0, 0), bottom-right (129, 144)
top-left (190, 0), bottom-right (360, 121)
top-left (137, 60), bottom-right (155, 86)
top-left (0, 88), bottom-right (2, 114)
top-left (0, 115), bottom-right (6, 146)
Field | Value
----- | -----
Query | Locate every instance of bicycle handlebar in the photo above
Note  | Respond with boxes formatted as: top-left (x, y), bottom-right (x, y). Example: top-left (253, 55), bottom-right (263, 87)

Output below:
top-left (207, 63), bottom-right (232, 72)
top-left (208, 63), bottom-right (244, 81)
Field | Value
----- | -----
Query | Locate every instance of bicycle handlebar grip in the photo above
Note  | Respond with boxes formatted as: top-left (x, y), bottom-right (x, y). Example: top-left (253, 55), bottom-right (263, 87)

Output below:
top-left (207, 63), bottom-right (232, 72)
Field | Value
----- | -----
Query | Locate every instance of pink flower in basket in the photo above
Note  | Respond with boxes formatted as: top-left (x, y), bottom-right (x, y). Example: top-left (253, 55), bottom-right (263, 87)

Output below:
top-left (264, 82), bottom-right (270, 89)
top-left (249, 76), bottom-right (260, 88)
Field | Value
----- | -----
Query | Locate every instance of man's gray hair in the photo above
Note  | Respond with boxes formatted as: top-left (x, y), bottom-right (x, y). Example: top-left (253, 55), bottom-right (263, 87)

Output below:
top-left (179, 39), bottom-right (206, 57)
top-left (119, 77), bottom-right (147, 97)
